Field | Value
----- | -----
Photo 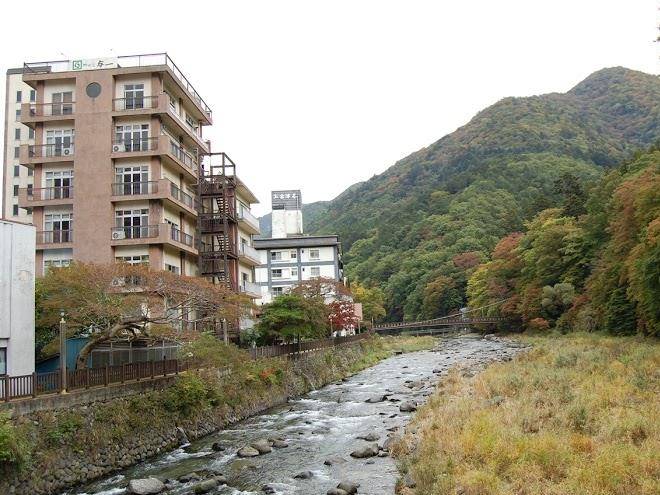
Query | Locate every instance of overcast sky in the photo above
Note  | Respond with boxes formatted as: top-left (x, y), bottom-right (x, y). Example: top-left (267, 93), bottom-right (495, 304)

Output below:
top-left (0, 1), bottom-right (657, 215)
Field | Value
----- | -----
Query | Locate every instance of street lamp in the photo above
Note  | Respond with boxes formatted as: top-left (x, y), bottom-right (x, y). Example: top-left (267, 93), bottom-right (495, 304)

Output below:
top-left (59, 311), bottom-right (67, 393)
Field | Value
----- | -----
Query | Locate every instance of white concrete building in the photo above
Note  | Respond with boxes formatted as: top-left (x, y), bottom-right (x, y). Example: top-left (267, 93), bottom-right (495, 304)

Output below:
top-left (0, 219), bottom-right (36, 378)
top-left (254, 190), bottom-right (343, 304)
top-left (2, 69), bottom-right (36, 222)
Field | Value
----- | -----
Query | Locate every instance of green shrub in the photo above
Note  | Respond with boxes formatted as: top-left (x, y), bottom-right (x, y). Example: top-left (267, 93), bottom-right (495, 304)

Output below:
top-left (162, 374), bottom-right (216, 416)
top-left (0, 414), bottom-right (30, 469)
top-left (46, 413), bottom-right (83, 447)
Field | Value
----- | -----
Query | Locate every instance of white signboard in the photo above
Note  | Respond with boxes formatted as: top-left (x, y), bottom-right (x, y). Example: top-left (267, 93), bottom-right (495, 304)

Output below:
top-left (69, 58), bottom-right (118, 71)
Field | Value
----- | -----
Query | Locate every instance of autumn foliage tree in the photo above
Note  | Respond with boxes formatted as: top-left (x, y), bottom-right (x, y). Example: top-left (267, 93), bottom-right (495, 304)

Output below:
top-left (37, 262), bottom-right (249, 367)
top-left (328, 300), bottom-right (359, 333)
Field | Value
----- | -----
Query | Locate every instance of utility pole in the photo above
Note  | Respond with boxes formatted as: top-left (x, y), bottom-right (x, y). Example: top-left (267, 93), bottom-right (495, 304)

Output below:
top-left (59, 311), bottom-right (67, 393)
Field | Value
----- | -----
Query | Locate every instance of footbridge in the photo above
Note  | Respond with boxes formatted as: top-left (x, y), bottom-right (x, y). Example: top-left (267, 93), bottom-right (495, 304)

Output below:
top-left (373, 301), bottom-right (509, 335)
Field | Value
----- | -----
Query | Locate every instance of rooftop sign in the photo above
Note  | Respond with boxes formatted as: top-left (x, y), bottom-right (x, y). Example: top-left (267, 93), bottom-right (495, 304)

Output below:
top-left (272, 190), bottom-right (302, 210)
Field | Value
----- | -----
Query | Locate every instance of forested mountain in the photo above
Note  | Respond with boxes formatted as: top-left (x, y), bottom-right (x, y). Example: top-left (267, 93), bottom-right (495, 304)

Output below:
top-left (294, 67), bottom-right (659, 321)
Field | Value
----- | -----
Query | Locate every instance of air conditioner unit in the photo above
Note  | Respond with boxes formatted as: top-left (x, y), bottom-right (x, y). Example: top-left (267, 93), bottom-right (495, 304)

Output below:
top-left (112, 144), bottom-right (122, 153)
top-left (112, 230), bottom-right (126, 240)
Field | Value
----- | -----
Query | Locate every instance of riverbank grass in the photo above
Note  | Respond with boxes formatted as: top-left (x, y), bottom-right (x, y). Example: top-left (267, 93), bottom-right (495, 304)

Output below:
top-left (394, 334), bottom-right (659, 495)
top-left (348, 335), bottom-right (437, 372)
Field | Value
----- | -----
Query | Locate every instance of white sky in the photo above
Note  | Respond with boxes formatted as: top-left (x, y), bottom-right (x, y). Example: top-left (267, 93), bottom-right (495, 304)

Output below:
top-left (1, 1), bottom-right (657, 215)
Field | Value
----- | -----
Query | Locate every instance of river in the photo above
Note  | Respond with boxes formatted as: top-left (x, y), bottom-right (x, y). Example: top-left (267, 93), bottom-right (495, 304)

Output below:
top-left (65, 335), bottom-right (523, 495)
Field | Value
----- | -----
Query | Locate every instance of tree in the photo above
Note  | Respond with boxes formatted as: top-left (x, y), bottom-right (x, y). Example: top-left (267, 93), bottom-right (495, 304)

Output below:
top-left (289, 276), bottom-right (351, 301)
top-left (328, 300), bottom-right (359, 333)
top-left (37, 263), bottom-right (248, 368)
top-left (541, 283), bottom-right (576, 321)
top-left (421, 275), bottom-right (463, 319)
top-left (351, 282), bottom-right (386, 323)
top-left (553, 173), bottom-right (587, 218)
top-left (255, 294), bottom-right (328, 343)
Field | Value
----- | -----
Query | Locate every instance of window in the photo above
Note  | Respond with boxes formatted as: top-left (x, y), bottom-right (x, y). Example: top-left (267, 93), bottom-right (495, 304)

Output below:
top-left (290, 250), bottom-right (297, 259)
top-left (12, 205), bottom-right (18, 216)
top-left (44, 212), bottom-right (73, 242)
top-left (114, 209), bottom-right (149, 239)
top-left (185, 113), bottom-right (197, 132)
top-left (14, 128), bottom-right (20, 140)
top-left (272, 286), bottom-right (284, 296)
top-left (271, 268), bottom-right (283, 279)
top-left (14, 147), bottom-right (19, 159)
top-left (13, 185), bottom-right (18, 197)
top-left (291, 267), bottom-right (298, 278)
top-left (271, 251), bottom-right (283, 261)
top-left (114, 165), bottom-right (148, 194)
top-left (166, 264), bottom-right (181, 275)
top-left (45, 170), bottom-right (73, 199)
top-left (27, 184), bottom-right (33, 195)
top-left (44, 259), bottom-right (72, 273)
top-left (115, 124), bottom-right (149, 151)
top-left (13, 166), bottom-right (19, 177)
top-left (310, 267), bottom-right (321, 277)
top-left (124, 84), bottom-right (145, 109)
top-left (51, 92), bottom-right (73, 115)
top-left (309, 249), bottom-right (320, 260)
top-left (29, 90), bottom-right (36, 102)
top-left (25, 207), bottom-right (32, 215)
top-left (28, 128), bottom-right (34, 139)
top-left (116, 255), bottom-right (149, 265)
top-left (0, 348), bottom-right (6, 375)
top-left (45, 129), bottom-right (74, 157)
top-left (28, 168), bottom-right (33, 176)
top-left (15, 109), bottom-right (20, 121)
top-left (166, 91), bottom-right (176, 110)
top-left (16, 90), bottom-right (22, 103)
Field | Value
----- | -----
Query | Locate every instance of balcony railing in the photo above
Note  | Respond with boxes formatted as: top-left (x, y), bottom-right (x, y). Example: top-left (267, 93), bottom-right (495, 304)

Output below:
top-left (27, 186), bottom-right (73, 201)
top-left (238, 243), bottom-right (261, 262)
top-left (28, 143), bottom-right (74, 159)
top-left (169, 226), bottom-right (194, 247)
top-left (113, 96), bottom-right (159, 111)
top-left (237, 206), bottom-right (260, 232)
top-left (111, 137), bottom-right (158, 153)
top-left (170, 183), bottom-right (194, 208)
top-left (23, 53), bottom-right (212, 119)
top-left (25, 102), bottom-right (75, 117)
top-left (111, 225), bottom-right (159, 241)
top-left (111, 181), bottom-right (157, 196)
top-left (37, 230), bottom-right (73, 244)
top-left (199, 237), bottom-right (237, 256)
top-left (169, 141), bottom-right (197, 170)
top-left (240, 281), bottom-right (262, 296)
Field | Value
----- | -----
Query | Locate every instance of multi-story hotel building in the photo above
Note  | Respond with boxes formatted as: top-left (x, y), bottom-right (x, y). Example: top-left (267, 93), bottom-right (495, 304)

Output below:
top-left (1, 54), bottom-right (262, 317)
top-left (254, 190), bottom-right (343, 304)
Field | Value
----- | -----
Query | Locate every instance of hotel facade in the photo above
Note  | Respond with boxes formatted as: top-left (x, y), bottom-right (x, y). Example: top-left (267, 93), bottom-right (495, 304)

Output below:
top-left (1, 54), bottom-right (261, 319)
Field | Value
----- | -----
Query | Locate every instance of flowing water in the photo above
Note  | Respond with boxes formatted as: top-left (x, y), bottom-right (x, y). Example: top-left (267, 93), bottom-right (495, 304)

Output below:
top-left (65, 335), bottom-right (523, 495)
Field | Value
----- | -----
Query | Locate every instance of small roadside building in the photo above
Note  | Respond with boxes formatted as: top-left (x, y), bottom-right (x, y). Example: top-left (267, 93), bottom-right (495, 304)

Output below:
top-left (0, 218), bottom-right (36, 379)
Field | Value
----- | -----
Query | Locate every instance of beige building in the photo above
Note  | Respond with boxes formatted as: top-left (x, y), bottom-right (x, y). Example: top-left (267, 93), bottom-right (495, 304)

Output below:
top-left (1, 54), bottom-right (261, 319)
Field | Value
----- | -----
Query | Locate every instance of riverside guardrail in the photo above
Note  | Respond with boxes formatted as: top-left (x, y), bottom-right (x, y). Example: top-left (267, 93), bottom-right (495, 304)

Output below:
top-left (0, 333), bottom-right (371, 403)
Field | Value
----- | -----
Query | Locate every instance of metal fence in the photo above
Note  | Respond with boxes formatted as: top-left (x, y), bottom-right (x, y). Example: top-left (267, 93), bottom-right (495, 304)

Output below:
top-left (0, 333), bottom-right (371, 403)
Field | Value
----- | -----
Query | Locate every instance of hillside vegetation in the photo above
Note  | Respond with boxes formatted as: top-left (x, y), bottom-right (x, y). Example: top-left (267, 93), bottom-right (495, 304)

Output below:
top-left (394, 334), bottom-right (660, 495)
top-left (298, 67), bottom-right (659, 324)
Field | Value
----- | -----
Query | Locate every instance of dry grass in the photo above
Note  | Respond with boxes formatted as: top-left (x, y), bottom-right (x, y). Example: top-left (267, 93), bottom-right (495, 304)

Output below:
top-left (394, 334), bottom-right (660, 495)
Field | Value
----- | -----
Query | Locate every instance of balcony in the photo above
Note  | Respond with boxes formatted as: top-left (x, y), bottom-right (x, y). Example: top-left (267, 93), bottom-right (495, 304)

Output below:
top-left (20, 102), bottom-right (75, 127)
top-left (24, 53), bottom-right (212, 124)
top-left (20, 143), bottom-right (74, 166)
top-left (237, 206), bottom-right (260, 235)
top-left (110, 179), bottom-right (197, 217)
top-left (110, 224), bottom-right (197, 255)
top-left (111, 136), bottom-right (198, 180)
top-left (36, 230), bottom-right (73, 249)
top-left (112, 95), bottom-right (160, 113)
top-left (18, 186), bottom-right (73, 208)
top-left (238, 243), bottom-right (261, 266)
top-left (240, 281), bottom-right (262, 298)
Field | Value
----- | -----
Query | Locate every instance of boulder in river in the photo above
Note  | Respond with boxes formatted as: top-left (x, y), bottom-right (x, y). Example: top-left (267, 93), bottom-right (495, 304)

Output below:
top-left (356, 432), bottom-right (380, 442)
top-left (350, 444), bottom-right (379, 458)
top-left (251, 439), bottom-right (273, 454)
top-left (271, 439), bottom-right (289, 448)
top-left (324, 455), bottom-right (347, 465)
top-left (399, 401), bottom-right (417, 412)
top-left (237, 446), bottom-right (260, 457)
top-left (127, 478), bottom-right (165, 494)
top-left (327, 489), bottom-right (349, 495)
top-left (337, 480), bottom-right (360, 493)
top-left (294, 470), bottom-right (314, 479)
top-left (365, 394), bottom-right (388, 403)
top-left (211, 442), bottom-right (225, 452)
top-left (192, 478), bottom-right (218, 494)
